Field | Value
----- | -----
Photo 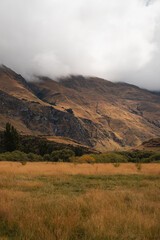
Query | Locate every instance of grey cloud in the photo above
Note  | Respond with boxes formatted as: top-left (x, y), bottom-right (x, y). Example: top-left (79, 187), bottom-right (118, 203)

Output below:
top-left (0, 0), bottom-right (160, 90)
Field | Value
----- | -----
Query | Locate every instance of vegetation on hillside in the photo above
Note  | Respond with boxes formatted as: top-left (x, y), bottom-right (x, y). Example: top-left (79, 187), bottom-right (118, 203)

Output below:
top-left (0, 123), bottom-right (160, 163)
top-left (0, 123), bottom-right (87, 155)
top-left (0, 148), bottom-right (160, 163)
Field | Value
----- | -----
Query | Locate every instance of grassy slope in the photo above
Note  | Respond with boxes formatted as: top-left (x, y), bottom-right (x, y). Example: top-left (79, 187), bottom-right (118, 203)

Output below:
top-left (29, 76), bottom-right (160, 151)
top-left (0, 162), bottom-right (160, 240)
top-left (0, 66), bottom-right (46, 104)
top-left (134, 138), bottom-right (160, 151)
top-left (1, 65), bottom-right (160, 151)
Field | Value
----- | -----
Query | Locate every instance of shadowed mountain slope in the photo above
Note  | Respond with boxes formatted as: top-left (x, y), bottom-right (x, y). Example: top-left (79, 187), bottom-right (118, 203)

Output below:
top-left (29, 75), bottom-right (160, 151)
top-left (0, 65), bottom-right (160, 151)
top-left (134, 138), bottom-right (160, 151)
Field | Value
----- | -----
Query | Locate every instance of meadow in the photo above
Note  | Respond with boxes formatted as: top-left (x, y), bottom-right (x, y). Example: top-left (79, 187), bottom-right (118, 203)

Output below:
top-left (0, 162), bottom-right (160, 240)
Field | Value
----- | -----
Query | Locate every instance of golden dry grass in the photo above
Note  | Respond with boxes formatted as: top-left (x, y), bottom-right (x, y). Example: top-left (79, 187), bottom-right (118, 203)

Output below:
top-left (0, 162), bottom-right (160, 240)
top-left (0, 162), bottom-right (160, 176)
top-left (46, 136), bottom-right (80, 145)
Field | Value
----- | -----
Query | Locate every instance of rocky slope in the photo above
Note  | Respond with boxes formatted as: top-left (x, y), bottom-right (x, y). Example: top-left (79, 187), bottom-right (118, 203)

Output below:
top-left (0, 65), bottom-right (160, 151)
top-left (134, 138), bottom-right (160, 151)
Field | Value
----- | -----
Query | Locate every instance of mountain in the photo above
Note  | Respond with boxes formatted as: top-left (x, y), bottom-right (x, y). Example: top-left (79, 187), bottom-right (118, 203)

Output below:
top-left (134, 138), bottom-right (160, 151)
top-left (0, 65), bottom-right (160, 151)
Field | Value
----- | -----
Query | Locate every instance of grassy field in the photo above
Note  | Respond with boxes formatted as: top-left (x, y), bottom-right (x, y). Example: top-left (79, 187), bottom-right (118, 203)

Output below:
top-left (0, 162), bottom-right (160, 240)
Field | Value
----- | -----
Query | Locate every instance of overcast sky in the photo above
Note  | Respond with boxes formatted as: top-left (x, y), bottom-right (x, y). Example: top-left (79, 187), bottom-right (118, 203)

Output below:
top-left (0, 0), bottom-right (160, 90)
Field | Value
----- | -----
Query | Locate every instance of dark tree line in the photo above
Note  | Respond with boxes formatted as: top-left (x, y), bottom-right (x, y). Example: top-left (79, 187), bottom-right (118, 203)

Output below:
top-left (3, 122), bottom-right (20, 152)
top-left (0, 123), bottom-right (85, 156)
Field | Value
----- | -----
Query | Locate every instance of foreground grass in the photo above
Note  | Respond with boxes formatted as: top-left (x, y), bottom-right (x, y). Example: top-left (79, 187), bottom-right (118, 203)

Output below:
top-left (0, 162), bottom-right (160, 240)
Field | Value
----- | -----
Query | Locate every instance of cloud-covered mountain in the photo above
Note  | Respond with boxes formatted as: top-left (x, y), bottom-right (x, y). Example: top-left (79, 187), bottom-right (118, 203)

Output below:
top-left (0, 0), bottom-right (160, 90)
top-left (0, 65), bottom-right (160, 151)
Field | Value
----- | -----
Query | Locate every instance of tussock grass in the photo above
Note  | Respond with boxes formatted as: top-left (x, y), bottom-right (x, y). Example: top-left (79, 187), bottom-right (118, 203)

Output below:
top-left (0, 162), bottom-right (160, 240)
top-left (0, 162), bottom-right (160, 176)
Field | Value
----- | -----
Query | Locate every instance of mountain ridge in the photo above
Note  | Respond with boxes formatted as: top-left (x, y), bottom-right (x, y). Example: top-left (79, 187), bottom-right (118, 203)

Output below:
top-left (0, 65), bottom-right (160, 151)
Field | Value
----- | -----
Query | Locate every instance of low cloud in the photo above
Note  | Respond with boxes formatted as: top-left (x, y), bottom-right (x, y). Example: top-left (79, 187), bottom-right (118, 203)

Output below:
top-left (0, 0), bottom-right (160, 90)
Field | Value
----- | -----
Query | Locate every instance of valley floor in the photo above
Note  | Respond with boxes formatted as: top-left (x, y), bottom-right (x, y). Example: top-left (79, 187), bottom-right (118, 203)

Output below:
top-left (0, 162), bottom-right (160, 240)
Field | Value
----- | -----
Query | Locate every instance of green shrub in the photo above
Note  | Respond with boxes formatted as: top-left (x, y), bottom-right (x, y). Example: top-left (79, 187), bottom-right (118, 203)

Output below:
top-left (51, 149), bottom-right (75, 162)
top-left (119, 151), bottom-right (155, 163)
top-left (43, 154), bottom-right (51, 162)
top-left (4, 151), bottom-right (28, 162)
top-left (0, 151), bottom-right (43, 162)
top-left (148, 152), bottom-right (160, 162)
top-left (91, 152), bottom-right (128, 163)
top-left (0, 153), bottom-right (7, 161)
top-left (27, 152), bottom-right (43, 162)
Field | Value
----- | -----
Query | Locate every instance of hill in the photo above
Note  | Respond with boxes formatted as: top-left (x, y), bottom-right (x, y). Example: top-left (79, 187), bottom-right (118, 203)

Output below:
top-left (29, 75), bottom-right (160, 151)
top-left (0, 65), bottom-right (160, 151)
top-left (134, 138), bottom-right (160, 151)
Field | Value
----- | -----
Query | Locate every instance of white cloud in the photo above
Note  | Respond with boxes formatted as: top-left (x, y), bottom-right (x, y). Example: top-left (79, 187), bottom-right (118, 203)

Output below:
top-left (0, 0), bottom-right (160, 89)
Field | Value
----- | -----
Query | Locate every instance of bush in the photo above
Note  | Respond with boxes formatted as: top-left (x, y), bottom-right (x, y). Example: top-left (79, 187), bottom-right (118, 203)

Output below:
top-left (148, 152), bottom-right (160, 162)
top-left (77, 155), bottom-right (95, 163)
top-left (27, 152), bottom-right (43, 162)
top-left (119, 151), bottom-right (154, 163)
top-left (43, 154), bottom-right (51, 162)
top-left (91, 152), bottom-right (128, 163)
top-left (0, 151), bottom-right (43, 162)
top-left (51, 149), bottom-right (75, 162)
top-left (0, 151), bottom-right (28, 162)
